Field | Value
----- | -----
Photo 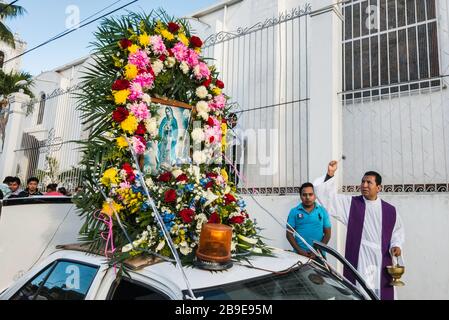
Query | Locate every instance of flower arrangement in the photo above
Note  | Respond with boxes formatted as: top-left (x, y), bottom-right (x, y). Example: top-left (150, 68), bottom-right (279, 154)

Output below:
top-left (75, 10), bottom-right (269, 264)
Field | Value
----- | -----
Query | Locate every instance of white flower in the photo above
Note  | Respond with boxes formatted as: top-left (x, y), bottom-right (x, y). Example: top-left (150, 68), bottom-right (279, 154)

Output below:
top-left (122, 244), bottom-right (133, 253)
top-left (196, 100), bottom-right (209, 113)
top-left (196, 86), bottom-right (208, 99)
top-left (192, 150), bottom-right (207, 164)
top-left (179, 241), bottom-right (192, 255)
top-left (142, 94), bottom-right (152, 105)
top-left (191, 128), bottom-right (205, 142)
top-left (197, 111), bottom-right (209, 121)
top-left (156, 240), bottom-right (165, 252)
top-left (172, 169), bottom-right (183, 178)
top-left (231, 241), bottom-right (237, 252)
top-left (165, 56), bottom-right (176, 68)
top-left (152, 59), bottom-right (164, 76)
top-left (203, 189), bottom-right (219, 207)
top-left (180, 61), bottom-right (189, 74)
top-left (145, 177), bottom-right (154, 187)
top-left (144, 117), bottom-right (158, 136)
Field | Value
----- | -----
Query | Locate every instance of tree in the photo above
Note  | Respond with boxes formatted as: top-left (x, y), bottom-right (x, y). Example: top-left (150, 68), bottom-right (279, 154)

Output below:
top-left (0, 1), bottom-right (26, 48)
top-left (0, 69), bottom-right (34, 106)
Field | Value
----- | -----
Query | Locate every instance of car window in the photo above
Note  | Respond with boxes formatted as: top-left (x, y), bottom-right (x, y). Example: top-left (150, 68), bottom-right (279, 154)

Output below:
top-left (11, 260), bottom-right (98, 300)
top-left (110, 279), bottom-right (170, 300)
top-left (189, 264), bottom-right (364, 300)
top-left (10, 262), bottom-right (55, 300)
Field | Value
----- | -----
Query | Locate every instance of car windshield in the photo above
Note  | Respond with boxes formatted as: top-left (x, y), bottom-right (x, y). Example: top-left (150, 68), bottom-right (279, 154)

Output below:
top-left (186, 263), bottom-right (365, 300)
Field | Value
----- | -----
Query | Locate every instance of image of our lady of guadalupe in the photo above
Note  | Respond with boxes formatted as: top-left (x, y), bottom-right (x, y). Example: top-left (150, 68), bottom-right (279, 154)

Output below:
top-left (157, 106), bottom-right (178, 170)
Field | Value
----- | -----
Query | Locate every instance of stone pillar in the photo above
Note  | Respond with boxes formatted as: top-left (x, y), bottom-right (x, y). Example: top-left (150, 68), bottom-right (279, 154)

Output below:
top-left (0, 92), bottom-right (31, 177)
top-left (308, 0), bottom-right (343, 182)
top-left (308, 1), bottom-right (345, 269)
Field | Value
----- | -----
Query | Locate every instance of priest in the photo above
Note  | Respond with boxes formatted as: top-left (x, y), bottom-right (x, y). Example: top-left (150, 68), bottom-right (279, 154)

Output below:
top-left (313, 160), bottom-right (405, 300)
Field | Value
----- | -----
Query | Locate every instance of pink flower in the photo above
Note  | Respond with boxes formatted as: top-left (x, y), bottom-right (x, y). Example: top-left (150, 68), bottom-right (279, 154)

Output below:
top-left (173, 42), bottom-right (189, 62)
top-left (134, 73), bottom-right (154, 89)
top-left (130, 102), bottom-right (150, 121)
top-left (204, 125), bottom-right (222, 144)
top-left (186, 49), bottom-right (199, 68)
top-left (194, 62), bottom-right (210, 80)
top-left (150, 35), bottom-right (167, 55)
top-left (207, 116), bottom-right (220, 128)
top-left (128, 82), bottom-right (143, 101)
top-left (119, 181), bottom-right (131, 189)
top-left (208, 94), bottom-right (226, 111)
top-left (128, 49), bottom-right (149, 69)
top-left (132, 135), bottom-right (146, 154)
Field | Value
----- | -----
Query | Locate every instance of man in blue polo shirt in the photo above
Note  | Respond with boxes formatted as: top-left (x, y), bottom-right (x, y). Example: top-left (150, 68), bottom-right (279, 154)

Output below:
top-left (286, 182), bottom-right (332, 259)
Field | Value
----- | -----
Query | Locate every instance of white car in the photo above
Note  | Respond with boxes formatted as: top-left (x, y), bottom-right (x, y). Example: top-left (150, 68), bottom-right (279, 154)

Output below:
top-left (0, 197), bottom-right (375, 301)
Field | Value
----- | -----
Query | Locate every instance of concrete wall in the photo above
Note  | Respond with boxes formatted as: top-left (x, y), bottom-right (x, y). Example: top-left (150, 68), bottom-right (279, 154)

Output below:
top-left (243, 193), bottom-right (449, 300)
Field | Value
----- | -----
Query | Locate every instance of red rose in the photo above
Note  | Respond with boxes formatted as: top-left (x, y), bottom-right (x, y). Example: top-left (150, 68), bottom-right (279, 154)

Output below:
top-left (229, 216), bottom-right (245, 224)
top-left (202, 77), bottom-right (212, 87)
top-left (167, 49), bottom-right (174, 57)
top-left (179, 208), bottom-right (195, 223)
top-left (159, 172), bottom-right (173, 182)
top-left (208, 212), bottom-right (220, 224)
top-left (205, 181), bottom-right (214, 189)
top-left (112, 107), bottom-right (129, 122)
top-left (215, 80), bottom-right (224, 89)
top-left (164, 189), bottom-right (177, 203)
top-left (112, 79), bottom-right (130, 91)
top-left (122, 163), bottom-right (135, 182)
top-left (207, 117), bottom-right (216, 127)
top-left (176, 174), bottom-right (188, 182)
top-left (209, 136), bottom-right (215, 143)
top-left (190, 36), bottom-right (203, 48)
top-left (159, 54), bottom-right (167, 61)
top-left (224, 193), bottom-right (236, 205)
top-left (119, 39), bottom-right (132, 49)
top-left (206, 172), bottom-right (218, 179)
top-left (135, 122), bottom-right (146, 135)
top-left (167, 22), bottom-right (180, 34)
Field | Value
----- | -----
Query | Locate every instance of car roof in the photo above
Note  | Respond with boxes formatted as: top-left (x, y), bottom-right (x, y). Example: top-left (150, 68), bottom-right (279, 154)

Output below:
top-left (51, 246), bottom-right (309, 291)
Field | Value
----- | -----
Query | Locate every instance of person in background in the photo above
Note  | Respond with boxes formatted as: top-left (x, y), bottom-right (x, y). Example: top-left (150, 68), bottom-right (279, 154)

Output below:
top-left (0, 176), bottom-right (14, 199)
top-left (7, 177), bottom-right (23, 198)
top-left (18, 177), bottom-right (43, 197)
top-left (57, 187), bottom-right (70, 196)
top-left (45, 183), bottom-right (64, 196)
top-left (286, 182), bottom-right (332, 259)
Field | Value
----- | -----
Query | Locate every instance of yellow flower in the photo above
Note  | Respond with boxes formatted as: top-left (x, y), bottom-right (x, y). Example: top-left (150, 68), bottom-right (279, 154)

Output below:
top-left (124, 64), bottom-right (138, 80)
top-left (221, 123), bottom-right (227, 152)
top-left (221, 169), bottom-right (229, 182)
top-left (116, 136), bottom-right (128, 149)
top-left (128, 44), bottom-right (140, 54)
top-left (113, 89), bottom-right (130, 105)
top-left (212, 87), bottom-right (222, 96)
top-left (101, 168), bottom-right (120, 186)
top-left (120, 115), bottom-right (138, 134)
top-left (177, 33), bottom-right (189, 46)
top-left (101, 200), bottom-right (123, 216)
top-left (194, 47), bottom-right (201, 54)
top-left (160, 29), bottom-right (175, 41)
top-left (139, 33), bottom-right (150, 46)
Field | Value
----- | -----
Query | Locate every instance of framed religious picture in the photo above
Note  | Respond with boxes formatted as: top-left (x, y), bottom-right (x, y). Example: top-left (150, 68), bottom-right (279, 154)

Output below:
top-left (142, 97), bottom-right (192, 175)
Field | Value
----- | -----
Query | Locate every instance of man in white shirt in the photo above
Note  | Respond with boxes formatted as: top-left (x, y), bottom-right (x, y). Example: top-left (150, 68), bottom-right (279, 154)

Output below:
top-left (313, 160), bottom-right (405, 300)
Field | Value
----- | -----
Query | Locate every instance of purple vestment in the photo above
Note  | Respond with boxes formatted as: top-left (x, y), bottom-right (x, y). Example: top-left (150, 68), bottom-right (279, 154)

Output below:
top-left (343, 195), bottom-right (397, 300)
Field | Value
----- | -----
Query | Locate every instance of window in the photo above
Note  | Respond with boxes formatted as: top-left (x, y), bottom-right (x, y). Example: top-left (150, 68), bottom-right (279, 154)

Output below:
top-left (37, 92), bottom-right (46, 125)
top-left (0, 51), bottom-right (4, 69)
top-left (343, 0), bottom-right (440, 98)
top-left (187, 264), bottom-right (364, 300)
top-left (11, 260), bottom-right (98, 300)
top-left (109, 278), bottom-right (170, 300)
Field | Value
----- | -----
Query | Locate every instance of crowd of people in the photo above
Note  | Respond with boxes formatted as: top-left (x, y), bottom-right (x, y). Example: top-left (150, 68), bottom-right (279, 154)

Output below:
top-left (0, 176), bottom-right (80, 199)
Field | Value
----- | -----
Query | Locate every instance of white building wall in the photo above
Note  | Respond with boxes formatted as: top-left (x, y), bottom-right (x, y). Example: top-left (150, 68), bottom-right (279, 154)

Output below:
top-left (0, 37), bottom-right (26, 74)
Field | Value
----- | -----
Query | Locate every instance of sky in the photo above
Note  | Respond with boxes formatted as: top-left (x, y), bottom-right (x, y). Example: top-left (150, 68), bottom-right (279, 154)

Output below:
top-left (4, 0), bottom-right (219, 75)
